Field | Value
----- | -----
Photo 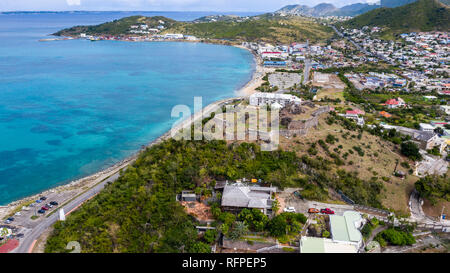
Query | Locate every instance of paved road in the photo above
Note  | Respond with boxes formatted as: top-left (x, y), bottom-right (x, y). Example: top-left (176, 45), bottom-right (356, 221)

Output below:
top-left (12, 172), bottom-right (121, 253)
top-left (330, 25), bottom-right (384, 60)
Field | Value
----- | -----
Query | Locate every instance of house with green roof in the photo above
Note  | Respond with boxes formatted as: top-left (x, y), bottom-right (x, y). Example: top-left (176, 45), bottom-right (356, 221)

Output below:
top-left (329, 211), bottom-right (363, 248)
top-left (300, 211), bottom-right (364, 253)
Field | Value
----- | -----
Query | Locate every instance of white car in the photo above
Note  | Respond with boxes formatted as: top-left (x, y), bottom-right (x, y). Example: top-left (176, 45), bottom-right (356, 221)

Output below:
top-left (283, 207), bottom-right (296, 213)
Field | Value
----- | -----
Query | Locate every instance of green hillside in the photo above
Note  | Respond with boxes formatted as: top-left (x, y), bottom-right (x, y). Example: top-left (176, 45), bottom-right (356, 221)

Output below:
top-left (54, 16), bottom-right (178, 36)
top-left (340, 0), bottom-right (450, 33)
top-left (54, 14), bottom-right (333, 44)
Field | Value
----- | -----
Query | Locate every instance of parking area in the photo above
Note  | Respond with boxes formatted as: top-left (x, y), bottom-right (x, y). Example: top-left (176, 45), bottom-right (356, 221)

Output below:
top-left (3, 190), bottom-right (73, 230)
top-left (268, 72), bottom-right (302, 90)
top-left (277, 188), bottom-right (354, 216)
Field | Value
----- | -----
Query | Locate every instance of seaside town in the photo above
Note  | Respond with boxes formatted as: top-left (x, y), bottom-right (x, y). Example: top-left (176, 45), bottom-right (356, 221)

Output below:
top-left (1, 0), bottom-right (449, 256)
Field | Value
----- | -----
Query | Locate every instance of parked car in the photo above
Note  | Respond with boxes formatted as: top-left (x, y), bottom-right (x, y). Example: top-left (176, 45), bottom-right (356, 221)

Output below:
top-left (320, 208), bottom-right (335, 215)
top-left (4, 220), bottom-right (11, 224)
top-left (40, 196), bottom-right (47, 201)
top-left (283, 207), bottom-right (296, 213)
top-left (49, 201), bottom-right (58, 206)
top-left (293, 191), bottom-right (304, 200)
top-left (15, 233), bottom-right (24, 238)
top-left (41, 206), bottom-right (49, 211)
top-left (308, 208), bottom-right (320, 214)
top-left (46, 204), bottom-right (53, 208)
top-left (36, 199), bottom-right (42, 203)
top-left (7, 217), bottom-right (14, 222)
top-left (37, 209), bottom-right (45, 214)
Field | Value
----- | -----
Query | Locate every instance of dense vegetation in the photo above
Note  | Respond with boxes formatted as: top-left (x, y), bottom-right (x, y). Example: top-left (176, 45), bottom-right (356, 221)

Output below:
top-left (415, 175), bottom-right (450, 205)
top-left (45, 138), bottom-right (388, 252)
top-left (340, 0), bottom-right (450, 34)
top-left (169, 15), bottom-right (333, 43)
top-left (375, 227), bottom-right (416, 246)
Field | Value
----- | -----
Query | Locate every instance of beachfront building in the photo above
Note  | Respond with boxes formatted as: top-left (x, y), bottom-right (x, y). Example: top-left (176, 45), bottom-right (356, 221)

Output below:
top-left (221, 182), bottom-right (277, 216)
top-left (249, 92), bottom-right (302, 108)
top-left (300, 211), bottom-right (364, 253)
top-left (163, 33), bottom-right (184, 39)
top-left (263, 61), bottom-right (287, 67)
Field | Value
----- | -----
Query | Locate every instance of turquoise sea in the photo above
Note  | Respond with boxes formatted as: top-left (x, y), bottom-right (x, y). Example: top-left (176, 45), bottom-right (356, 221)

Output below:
top-left (0, 12), bottom-right (256, 205)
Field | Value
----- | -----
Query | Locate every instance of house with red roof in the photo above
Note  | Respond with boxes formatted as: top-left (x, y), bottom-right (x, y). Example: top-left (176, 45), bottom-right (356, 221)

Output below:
top-left (346, 108), bottom-right (365, 115)
top-left (379, 111), bottom-right (392, 118)
top-left (383, 97), bottom-right (406, 109)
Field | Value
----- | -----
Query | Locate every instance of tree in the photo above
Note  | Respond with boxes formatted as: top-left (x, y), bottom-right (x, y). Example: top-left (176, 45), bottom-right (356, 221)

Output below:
top-left (415, 175), bottom-right (450, 205)
top-left (267, 215), bottom-right (287, 237)
top-left (228, 221), bottom-right (248, 240)
top-left (400, 141), bottom-right (422, 161)
top-left (238, 208), bottom-right (268, 232)
top-left (434, 127), bottom-right (444, 135)
top-left (188, 242), bottom-right (211, 253)
top-left (203, 229), bottom-right (218, 244)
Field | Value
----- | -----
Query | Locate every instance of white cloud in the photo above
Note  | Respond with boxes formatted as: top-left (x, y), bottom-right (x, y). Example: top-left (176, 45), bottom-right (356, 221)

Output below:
top-left (66, 0), bottom-right (81, 6)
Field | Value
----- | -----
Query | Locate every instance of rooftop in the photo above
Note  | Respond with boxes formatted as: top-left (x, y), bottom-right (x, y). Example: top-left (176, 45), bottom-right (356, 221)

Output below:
top-left (221, 183), bottom-right (276, 209)
top-left (329, 211), bottom-right (362, 244)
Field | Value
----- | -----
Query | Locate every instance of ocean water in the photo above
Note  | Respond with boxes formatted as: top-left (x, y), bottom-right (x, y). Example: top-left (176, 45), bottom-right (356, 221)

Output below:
top-left (0, 12), bottom-right (255, 205)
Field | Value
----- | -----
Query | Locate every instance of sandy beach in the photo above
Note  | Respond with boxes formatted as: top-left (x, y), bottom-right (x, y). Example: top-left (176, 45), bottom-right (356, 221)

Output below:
top-left (0, 44), bottom-right (264, 220)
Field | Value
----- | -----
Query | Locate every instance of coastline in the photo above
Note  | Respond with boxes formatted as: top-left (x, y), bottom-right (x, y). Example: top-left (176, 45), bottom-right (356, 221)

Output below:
top-left (0, 43), bottom-right (264, 220)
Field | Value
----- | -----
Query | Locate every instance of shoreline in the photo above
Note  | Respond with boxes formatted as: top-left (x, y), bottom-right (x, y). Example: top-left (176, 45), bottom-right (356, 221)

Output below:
top-left (0, 43), bottom-right (264, 220)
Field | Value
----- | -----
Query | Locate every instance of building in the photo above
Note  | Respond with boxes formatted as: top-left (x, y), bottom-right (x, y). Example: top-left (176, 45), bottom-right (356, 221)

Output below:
top-left (263, 61), bottom-right (287, 67)
top-left (379, 111), bottom-right (392, 118)
top-left (419, 123), bottom-right (435, 132)
top-left (163, 33), bottom-right (184, 39)
top-left (300, 211), bottom-right (364, 253)
top-left (261, 51), bottom-right (285, 59)
top-left (249, 92), bottom-right (301, 107)
top-left (221, 183), bottom-right (276, 215)
top-left (329, 211), bottom-right (363, 249)
top-left (440, 105), bottom-right (450, 115)
top-left (300, 236), bottom-right (359, 253)
top-left (393, 126), bottom-right (439, 150)
top-left (384, 97), bottom-right (406, 109)
top-left (180, 190), bottom-right (197, 202)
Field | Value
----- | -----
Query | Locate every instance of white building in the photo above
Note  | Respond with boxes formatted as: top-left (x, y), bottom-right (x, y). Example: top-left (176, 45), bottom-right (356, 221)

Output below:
top-left (440, 105), bottom-right (450, 115)
top-left (249, 92), bottom-right (301, 107)
top-left (419, 123), bottom-right (435, 132)
top-left (164, 33), bottom-right (184, 39)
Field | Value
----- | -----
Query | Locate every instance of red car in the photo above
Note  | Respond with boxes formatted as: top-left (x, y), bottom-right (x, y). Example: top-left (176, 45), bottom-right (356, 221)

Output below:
top-left (320, 208), bottom-right (335, 214)
top-left (308, 208), bottom-right (320, 214)
top-left (41, 206), bottom-right (49, 211)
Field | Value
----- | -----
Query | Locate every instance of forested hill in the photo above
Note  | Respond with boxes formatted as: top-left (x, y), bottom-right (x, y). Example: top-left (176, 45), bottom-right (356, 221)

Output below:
top-left (340, 0), bottom-right (450, 33)
top-left (54, 14), bottom-right (333, 44)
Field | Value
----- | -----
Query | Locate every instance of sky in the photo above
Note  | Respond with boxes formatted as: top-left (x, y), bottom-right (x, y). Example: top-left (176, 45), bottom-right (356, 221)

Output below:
top-left (0, 0), bottom-right (381, 12)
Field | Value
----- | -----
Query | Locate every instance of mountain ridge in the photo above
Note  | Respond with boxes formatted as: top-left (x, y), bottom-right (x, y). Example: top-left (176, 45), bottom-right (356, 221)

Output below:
top-left (340, 0), bottom-right (450, 33)
top-left (276, 0), bottom-right (449, 17)
top-left (275, 2), bottom-right (381, 17)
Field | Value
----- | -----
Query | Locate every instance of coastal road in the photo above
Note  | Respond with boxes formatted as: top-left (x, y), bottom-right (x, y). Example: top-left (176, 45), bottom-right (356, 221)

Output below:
top-left (12, 172), bottom-right (121, 253)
